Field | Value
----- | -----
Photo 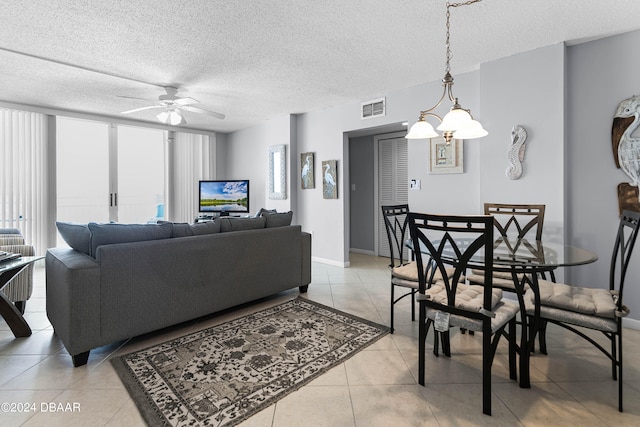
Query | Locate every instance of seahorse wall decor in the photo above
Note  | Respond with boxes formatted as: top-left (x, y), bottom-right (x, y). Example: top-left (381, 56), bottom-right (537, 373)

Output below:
top-left (506, 125), bottom-right (527, 180)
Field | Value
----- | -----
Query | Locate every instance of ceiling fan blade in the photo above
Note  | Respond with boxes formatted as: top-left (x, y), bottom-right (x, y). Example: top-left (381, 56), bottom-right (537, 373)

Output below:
top-left (116, 95), bottom-right (157, 102)
top-left (182, 105), bottom-right (226, 120)
top-left (174, 97), bottom-right (199, 106)
top-left (121, 105), bottom-right (164, 114)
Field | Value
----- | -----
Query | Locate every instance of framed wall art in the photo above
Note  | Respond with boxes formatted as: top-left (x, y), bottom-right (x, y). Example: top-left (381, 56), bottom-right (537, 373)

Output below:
top-left (300, 152), bottom-right (315, 189)
top-left (322, 160), bottom-right (338, 199)
top-left (429, 137), bottom-right (463, 174)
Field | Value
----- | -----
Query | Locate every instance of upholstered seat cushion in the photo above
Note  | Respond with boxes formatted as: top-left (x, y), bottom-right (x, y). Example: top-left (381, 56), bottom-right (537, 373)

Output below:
top-left (391, 262), bottom-right (462, 288)
top-left (419, 283), bottom-right (515, 333)
top-left (468, 269), bottom-right (527, 291)
top-left (423, 281), bottom-right (503, 313)
top-left (525, 279), bottom-right (619, 319)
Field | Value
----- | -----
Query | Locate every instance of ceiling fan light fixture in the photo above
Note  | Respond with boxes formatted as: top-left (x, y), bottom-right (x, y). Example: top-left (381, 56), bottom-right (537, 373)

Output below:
top-left (156, 109), bottom-right (185, 126)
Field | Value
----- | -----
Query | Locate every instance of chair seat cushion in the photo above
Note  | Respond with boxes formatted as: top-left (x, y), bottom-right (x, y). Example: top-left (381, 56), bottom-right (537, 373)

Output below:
top-left (423, 282), bottom-right (503, 314)
top-left (525, 280), bottom-right (618, 319)
top-left (392, 262), bottom-right (462, 284)
top-left (424, 300), bottom-right (519, 333)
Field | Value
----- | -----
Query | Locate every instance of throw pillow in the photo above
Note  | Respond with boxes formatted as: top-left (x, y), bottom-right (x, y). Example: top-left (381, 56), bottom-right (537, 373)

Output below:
top-left (218, 216), bottom-right (266, 232)
top-left (263, 211), bottom-right (293, 228)
top-left (56, 222), bottom-right (91, 255)
top-left (254, 207), bottom-right (276, 217)
top-left (88, 222), bottom-right (173, 257)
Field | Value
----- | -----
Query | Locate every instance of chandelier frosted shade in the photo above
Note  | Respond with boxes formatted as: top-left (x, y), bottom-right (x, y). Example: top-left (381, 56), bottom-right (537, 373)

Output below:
top-left (453, 119), bottom-right (488, 139)
top-left (406, 119), bottom-right (439, 139)
top-left (437, 108), bottom-right (473, 132)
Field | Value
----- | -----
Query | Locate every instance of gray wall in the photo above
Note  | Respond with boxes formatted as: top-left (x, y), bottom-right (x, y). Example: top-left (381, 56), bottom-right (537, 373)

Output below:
top-left (349, 135), bottom-right (375, 254)
top-left (220, 29), bottom-right (640, 326)
top-left (566, 29), bottom-right (640, 308)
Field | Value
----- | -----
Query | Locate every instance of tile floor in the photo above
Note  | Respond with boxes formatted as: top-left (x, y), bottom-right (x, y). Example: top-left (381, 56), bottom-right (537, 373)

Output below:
top-left (1, 253), bottom-right (640, 426)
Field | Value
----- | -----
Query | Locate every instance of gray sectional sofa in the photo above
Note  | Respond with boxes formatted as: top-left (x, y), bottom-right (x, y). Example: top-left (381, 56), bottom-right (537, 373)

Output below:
top-left (46, 214), bottom-right (311, 367)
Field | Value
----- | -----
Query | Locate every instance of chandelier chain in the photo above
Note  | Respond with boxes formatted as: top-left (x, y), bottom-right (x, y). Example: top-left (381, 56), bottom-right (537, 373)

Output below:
top-left (445, 0), bottom-right (482, 74)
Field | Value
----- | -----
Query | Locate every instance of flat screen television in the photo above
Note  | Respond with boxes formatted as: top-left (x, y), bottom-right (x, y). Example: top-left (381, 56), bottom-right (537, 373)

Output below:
top-left (199, 180), bottom-right (250, 215)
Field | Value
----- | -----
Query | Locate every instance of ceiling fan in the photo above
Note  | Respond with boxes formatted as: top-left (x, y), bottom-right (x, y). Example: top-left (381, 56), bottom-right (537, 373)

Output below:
top-left (119, 86), bottom-right (225, 125)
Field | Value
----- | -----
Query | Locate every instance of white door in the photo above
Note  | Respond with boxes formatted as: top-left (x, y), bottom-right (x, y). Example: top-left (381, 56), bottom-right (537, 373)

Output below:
top-left (377, 135), bottom-right (408, 257)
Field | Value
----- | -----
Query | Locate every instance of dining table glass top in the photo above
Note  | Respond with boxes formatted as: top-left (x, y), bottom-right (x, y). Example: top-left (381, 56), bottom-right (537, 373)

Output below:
top-left (406, 237), bottom-right (598, 271)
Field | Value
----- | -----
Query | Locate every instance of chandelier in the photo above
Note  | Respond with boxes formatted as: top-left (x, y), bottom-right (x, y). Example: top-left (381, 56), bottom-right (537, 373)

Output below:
top-left (406, 0), bottom-right (487, 144)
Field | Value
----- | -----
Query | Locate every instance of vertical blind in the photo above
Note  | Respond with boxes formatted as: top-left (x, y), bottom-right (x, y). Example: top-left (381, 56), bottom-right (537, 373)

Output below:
top-left (168, 131), bottom-right (216, 223)
top-left (0, 108), bottom-right (49, 255)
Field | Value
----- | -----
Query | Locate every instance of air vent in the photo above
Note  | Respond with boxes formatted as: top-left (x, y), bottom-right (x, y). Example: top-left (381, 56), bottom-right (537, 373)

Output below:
top-left (361, 97), bottom-right (385, 119)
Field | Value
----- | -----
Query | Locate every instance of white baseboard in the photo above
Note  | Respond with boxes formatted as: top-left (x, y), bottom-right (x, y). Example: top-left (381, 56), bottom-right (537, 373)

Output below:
top-left (349, 248), bottom-right (375, 256)
top-left (623, 317), bottom-right (640, 331)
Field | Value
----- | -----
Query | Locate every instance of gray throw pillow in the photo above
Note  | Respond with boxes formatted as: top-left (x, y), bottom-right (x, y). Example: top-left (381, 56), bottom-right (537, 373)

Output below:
top-left (263, 211), bottom-right (293, 228)
top-left (88, 222), bottom-right (173, 257)
top-left (254, 207), bottom-right (276, 217)
top-left (218, 216), bottom-right (266, 232)
top-left (56, 222), bottom-right (91, 255)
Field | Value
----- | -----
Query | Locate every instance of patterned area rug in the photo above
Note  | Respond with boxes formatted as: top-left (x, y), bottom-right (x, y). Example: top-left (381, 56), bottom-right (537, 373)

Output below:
top-left (111, 297), bottom-right (389, 426)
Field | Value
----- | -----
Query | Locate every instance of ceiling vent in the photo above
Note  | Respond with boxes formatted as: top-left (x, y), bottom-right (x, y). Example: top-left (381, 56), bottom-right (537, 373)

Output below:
top-left (361, 97), bottom-right (385, 119)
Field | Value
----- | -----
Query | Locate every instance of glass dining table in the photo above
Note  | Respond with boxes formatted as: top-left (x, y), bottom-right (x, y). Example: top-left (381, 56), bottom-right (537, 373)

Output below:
top-left (406, 236), bottom-right (598, 388)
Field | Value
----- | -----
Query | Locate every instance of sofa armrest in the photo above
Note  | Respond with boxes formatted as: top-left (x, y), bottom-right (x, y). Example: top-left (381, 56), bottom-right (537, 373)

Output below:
top-left (46, 248), bottom-right (102, 356)
top-left (301, 232), bottom-right (312, 286)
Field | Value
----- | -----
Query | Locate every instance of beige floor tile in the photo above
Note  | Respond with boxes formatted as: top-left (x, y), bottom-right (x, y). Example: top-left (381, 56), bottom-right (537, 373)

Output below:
top-left (350, 384), bottom-right (439, 427)
top-left (421, 382), bottom-right (521, 426)
top-left (0, 389), bottom-right (65, 426)
top-left (345, 349), bottom-right (415, 385)
top-left (492, 381), bottom-right (610, 427)
top-left (272, 386), bottom-right (355, 427)
top-left (22, 388), bottom-right (129, 426)
top-left (104, 399), bottom-right (147, 426)
top-left (556, 380), bottom-right (640, 425)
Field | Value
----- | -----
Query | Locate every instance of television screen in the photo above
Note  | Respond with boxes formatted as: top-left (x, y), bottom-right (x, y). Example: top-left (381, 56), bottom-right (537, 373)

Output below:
top-left (199, 180), bottom-right (250, 214)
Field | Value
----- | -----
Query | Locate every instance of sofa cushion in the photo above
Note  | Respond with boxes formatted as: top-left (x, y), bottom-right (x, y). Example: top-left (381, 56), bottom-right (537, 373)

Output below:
top-left (263, 211), bottom-right (293, 228)
top-left (0, 228), bottom-right (22, 235)
top-left (88, 222), bottom-right (173, 256)
top-left (190, 221), bottom-right (221, 235)
top-left (56, 222), bottom-right (91, 255)
top-left (218, 216), bottom-right (266, 232)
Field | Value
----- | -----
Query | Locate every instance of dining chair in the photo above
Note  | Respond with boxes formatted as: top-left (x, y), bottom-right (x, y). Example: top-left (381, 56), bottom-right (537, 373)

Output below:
top-left (524, 209), bottom-right (640, 412)
top-left (381, 205), bottom-right (460, 338)
top-left (468, 203), bottom-right (547, 289)
top-left (467, 203), bottom-right (550, 342)
top-left (381, 204), bottom-right (424, 334)
top-left (408, 212), bottom-right (519, 416)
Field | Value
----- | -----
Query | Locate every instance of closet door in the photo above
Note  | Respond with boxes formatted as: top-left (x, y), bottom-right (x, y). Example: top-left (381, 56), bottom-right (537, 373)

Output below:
top-left (377, 136), bottom-right (408, 258)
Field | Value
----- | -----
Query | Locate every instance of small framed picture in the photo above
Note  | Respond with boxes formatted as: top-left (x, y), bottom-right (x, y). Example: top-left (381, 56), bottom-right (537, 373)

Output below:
top-left (430, 137), bottom-right (463, 174)
top-left (301, 152), bottom-right (315, 189)
top-left (322, 160), bottom-right (338, 199)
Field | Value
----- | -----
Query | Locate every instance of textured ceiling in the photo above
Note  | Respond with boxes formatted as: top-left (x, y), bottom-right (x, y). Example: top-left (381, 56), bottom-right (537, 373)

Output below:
top-left (1, 0), bottom-right (640, 134)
